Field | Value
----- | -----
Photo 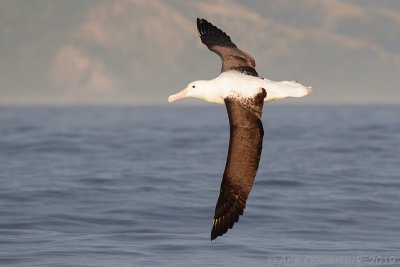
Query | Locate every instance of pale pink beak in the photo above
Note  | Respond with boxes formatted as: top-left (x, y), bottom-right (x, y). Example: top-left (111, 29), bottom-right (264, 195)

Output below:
top-left (168, 88), bottom-right (188, 103)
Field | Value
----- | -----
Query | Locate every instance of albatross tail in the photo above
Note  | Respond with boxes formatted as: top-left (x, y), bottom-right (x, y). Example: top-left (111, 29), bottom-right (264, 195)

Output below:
top-left (263, 80), bottom-right (312, 102)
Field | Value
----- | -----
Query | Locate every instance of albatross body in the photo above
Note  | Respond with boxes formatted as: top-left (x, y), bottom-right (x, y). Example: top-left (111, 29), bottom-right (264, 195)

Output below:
top-left (168, 18), bottom-right (311, 240)
top-left (169, 71), bottom-right (311, 104)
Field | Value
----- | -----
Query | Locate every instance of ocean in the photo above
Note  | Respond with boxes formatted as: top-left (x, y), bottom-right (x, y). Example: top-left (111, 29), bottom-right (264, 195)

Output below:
top-left (0, 105), bottom-right (399, 266)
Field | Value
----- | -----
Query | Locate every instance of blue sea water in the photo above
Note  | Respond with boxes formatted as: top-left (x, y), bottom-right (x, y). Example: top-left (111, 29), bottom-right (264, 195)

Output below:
top-left (0, 105), bottom-right (399, 267)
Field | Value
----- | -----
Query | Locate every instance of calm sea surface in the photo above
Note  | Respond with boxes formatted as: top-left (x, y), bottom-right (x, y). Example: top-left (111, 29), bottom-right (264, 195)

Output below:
top-left (0, 105), bottom-right (399, 266)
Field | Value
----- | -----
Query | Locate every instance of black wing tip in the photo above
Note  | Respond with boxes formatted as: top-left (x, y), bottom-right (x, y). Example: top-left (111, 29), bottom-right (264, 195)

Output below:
top-left (210, 203), bottom-right (244, 241)
top-left (196, 18), bottom-right (213, 35)
top-left (196, 18), bottom-right (204, 33)
top-left (197, 18), bottom-right (211, 26)
top-left (196, 18), bottom-right (219, 34)
top-left (211, 218), bottom-right (230, 241)
top-left (197, 17), bottom-right (207, 26)
top-left (210, 217), bottom-right (239, 241)
top-left (196, 17), bottom-right (235, 48)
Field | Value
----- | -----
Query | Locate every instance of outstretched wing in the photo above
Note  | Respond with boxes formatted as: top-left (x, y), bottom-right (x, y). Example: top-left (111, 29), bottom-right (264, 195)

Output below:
top-left (197, 18), bottom-right (258, 76)
top-left (211, 89), bottom-right (266, 240)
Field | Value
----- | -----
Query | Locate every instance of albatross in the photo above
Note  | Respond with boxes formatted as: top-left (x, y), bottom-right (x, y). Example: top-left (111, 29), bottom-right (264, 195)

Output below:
top-left (168, 18), bottom-right (311, 240)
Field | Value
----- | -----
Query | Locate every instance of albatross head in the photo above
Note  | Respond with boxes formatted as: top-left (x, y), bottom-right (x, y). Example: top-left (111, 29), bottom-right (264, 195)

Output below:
top-left (168, 80), bottom-right (221, 103)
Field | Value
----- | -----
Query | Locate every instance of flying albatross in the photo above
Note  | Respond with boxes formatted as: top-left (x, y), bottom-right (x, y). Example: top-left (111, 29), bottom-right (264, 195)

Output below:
top-left (168, 18), bottom-right (311, 240)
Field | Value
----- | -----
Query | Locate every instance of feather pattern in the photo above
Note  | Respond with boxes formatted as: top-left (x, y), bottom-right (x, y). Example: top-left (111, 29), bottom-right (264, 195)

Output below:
top-left (211, 89), bottom-right (266, 240)
top-left (197, 18), bottom-right (258, 76)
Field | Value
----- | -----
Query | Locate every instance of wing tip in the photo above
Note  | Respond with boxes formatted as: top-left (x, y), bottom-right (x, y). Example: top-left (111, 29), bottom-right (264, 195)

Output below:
top-left (211, 218), bottom-right (228, 241)
top-left (210, 218), bottom-right (238, 241)
top-left (196, 17), bottom-right (201, 28)
top-left (196, 18), bottom-right (234, 47)
top-left (196, 18), bottom-right (205, 36)
top-left (197, 18), bottom-right (209, 35)
top-left (210, 203), bottom-right (244, 241)
top-left (197, 17), bottom-right (207, 25)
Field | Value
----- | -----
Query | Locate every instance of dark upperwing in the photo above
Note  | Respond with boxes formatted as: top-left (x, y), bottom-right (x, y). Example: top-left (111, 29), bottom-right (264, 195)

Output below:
top-left (197, 18), bottom-right (258, 77)
top-left (211, 89), bottom-right (266, 240)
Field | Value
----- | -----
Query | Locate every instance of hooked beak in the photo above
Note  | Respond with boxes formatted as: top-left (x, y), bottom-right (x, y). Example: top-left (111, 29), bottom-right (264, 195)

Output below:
top-left (168, 88), bottom-right (188, 103)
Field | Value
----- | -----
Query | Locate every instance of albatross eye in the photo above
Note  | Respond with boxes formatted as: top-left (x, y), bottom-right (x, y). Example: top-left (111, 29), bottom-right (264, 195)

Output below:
top-left (192, 85), bottom-right (195, 88)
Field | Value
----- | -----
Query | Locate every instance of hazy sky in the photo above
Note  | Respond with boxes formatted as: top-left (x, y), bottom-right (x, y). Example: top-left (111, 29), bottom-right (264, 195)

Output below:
top-left (1, 0), bottom-right (400, 105)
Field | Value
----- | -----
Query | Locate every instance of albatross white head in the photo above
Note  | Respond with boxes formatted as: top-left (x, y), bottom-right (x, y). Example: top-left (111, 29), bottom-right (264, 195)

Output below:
top-left (168, 80), bottom-right (224, 104)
